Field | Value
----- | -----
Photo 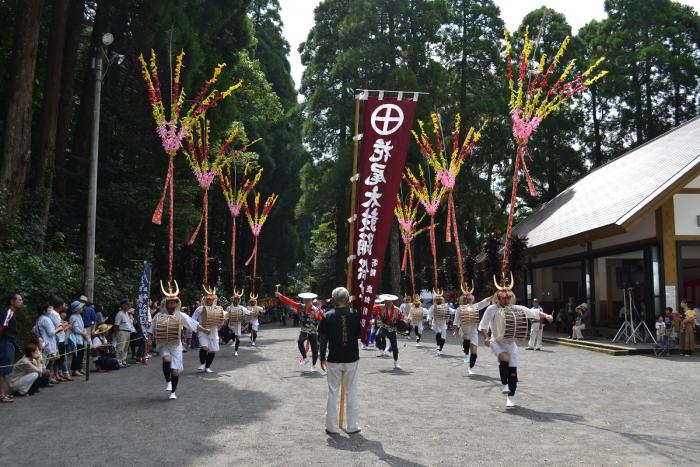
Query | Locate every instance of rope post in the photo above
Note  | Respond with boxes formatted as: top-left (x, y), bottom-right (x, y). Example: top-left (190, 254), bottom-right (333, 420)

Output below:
top-left (340, 93), bottom-right (362, 430)
top-left (84, 340), bottom-right (91, 382)
top-left (232, 215), bottom-right (237, 292)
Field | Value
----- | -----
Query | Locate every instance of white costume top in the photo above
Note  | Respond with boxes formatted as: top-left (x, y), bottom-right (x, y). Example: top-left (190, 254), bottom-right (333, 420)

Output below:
top-left (407, 306), bottom-right (428, 326)
top-left (454, 298), bottom-right (491, 330)
top-left (427, 303), bottom-right (455, 324)
top-left (192, 306), bottom-right (222, 352)
top-left (478, 304), bottom-right (542, 367)
top-left (149, 310), bottom-right (200, 371)
top-left (226, 304), bottom-right (250, 335)
top-left (529, 306), bottom-right (544, 330)
top-left (478, 304), bottom-right (542, 333)
top-left (247, 305), bottom-right (264, 328)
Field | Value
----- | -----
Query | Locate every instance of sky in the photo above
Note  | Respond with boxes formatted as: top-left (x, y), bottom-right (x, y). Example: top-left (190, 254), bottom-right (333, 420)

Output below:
top-left (279, 0), bottom-right (700, 94)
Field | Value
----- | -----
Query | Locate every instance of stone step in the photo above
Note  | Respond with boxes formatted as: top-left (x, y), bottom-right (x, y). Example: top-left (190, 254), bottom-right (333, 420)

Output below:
top-left (541, 336), bottom-right (653, 356)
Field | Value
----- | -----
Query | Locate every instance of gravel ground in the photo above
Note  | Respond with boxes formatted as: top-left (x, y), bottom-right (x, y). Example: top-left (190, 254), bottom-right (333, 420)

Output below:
top-left (1, 324), bottom-right (698, 466)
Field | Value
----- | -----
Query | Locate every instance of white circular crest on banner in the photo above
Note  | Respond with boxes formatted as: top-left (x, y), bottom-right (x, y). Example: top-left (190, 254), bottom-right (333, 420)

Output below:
top-left (371, 103), bottom-right (404, 136)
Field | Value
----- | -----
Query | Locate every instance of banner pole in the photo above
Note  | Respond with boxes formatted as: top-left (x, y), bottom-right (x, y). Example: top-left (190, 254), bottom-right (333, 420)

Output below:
top-left (340, 93), bottom-right (362, 431)
top-left (346, 94), bottom-right (361, 291)
top-left (145, 261), bottom-right (152, 365)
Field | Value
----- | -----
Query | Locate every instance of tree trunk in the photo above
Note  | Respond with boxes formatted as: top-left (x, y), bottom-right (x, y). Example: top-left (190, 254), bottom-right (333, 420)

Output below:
top-left (54, 0), bottom-right (86, 199)
top-left (644, 59), bottom-right (654, 138)
top-left (458, 0), bottom-right (469, 117)
top-left (0, 0), bottom-right (44, 221)
top-left (30, 0), bottom-right (69, 252)
top-left (631, 63), bottom-right (644, 144)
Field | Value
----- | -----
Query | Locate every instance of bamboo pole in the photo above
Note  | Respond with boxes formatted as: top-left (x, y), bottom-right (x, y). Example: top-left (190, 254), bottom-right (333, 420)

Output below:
top-left (346, 96), bottom-right (361, 291)
top-left (340, 94), bottom-right (362, 430)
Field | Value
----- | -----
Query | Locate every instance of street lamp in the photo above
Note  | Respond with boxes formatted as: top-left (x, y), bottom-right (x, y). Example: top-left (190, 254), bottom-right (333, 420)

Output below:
top-left (83, 33), bottom-right (123, 302)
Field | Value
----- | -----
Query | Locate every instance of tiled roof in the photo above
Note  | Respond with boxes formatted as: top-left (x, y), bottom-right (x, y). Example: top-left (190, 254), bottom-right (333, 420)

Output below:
top-left (513, 116), bottom-right (700, 248)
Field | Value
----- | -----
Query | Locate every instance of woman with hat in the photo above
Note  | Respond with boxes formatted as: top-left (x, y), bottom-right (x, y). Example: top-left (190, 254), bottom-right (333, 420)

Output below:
top-left (92, 324), bottom-right (120, 372)
top-left (69, 301), bottom-right (89, 377)
top-left (679, 300), bottom-right (697, 356)
top-left (276, 290), bottom-right (323, 372)
top-left (571, 303), bottom-right (588, 340)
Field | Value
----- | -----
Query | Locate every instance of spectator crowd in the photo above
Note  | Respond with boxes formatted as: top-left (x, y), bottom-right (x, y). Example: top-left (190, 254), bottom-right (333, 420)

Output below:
top-left (0, 293), bottom-right (155, 403)
top-left (0, 292), bottom-right (286, 403)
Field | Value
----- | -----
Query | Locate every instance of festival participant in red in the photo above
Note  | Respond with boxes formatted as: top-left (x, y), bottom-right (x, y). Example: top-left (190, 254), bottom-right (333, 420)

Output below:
top-left (276, 291), bottom-right (323, 372)
top-left (373, 294), bottom-right (404, 370)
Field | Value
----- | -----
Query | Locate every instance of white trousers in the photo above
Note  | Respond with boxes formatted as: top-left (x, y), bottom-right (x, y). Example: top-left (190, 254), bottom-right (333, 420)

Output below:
top-left (13, 372), bottom-right (39, 394)
top-left (326, 361), bottom-right (360, 433)
top-left (572, 324), bottom-right (586, 339)
top-left (529, 326), bottom-right (543, 349)
top-left (490, 339), bottom-right (518, 367)
top-left (157, 343), bottom-right (184, 371)
top-left (432, 321), bottom-right (448, 335)
top-left (460, 325), bottom-right (479, 344)
top-left (198, 327), bottom-right (220, 352)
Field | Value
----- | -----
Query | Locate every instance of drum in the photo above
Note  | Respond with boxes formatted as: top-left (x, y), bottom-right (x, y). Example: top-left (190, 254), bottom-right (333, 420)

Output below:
top-left (396, 320), bottom-right (410, 336)
top-left (492, 306), bottom-right (528, 343)
top-left (203, 306), bottom-right (225, 328)
top-left (410, 308), bottom-right (423, 323)
top-left (459, 305), bottom-right (480, 328)
top-left (155, 314), bottom-right (181, 345)
top-left (433, 304), bottom-right (451, 322)
top-left (228, 307), bottom-right (244, 325)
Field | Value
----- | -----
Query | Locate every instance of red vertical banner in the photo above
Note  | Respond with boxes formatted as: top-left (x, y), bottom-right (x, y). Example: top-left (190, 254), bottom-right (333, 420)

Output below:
top-left (351, 95), bottom-right (417, 341)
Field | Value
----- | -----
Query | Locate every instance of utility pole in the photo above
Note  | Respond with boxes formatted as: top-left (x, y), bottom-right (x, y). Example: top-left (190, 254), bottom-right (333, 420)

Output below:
top-left (83, 50), bottom-right (103, 301)
top-left (84, 33), bottom-right (122, 301)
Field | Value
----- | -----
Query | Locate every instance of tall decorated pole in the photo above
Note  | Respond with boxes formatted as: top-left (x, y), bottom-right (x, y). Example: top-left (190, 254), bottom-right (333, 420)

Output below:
top-left (138, 49), bottom-right (240, 283)
top-left (500, 27), bottom-right (606, 277)
top-left (218, 162), bottom-right (262, 292)
top-left (183, 119), bottom-right (244, 287)
top-left (394, 191), bottom-right (429, 296)
top-left (244, 191), bottom-right (278, 295)
top-left (411, 113), bottom-right (486, 288)
top-left (404, 165), bottom-right (445, 290)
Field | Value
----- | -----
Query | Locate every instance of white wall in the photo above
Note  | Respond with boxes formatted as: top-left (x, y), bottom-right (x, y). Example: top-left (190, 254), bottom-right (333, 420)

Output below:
top-left (684, 174), bottom-right (700, 189)
top-left (591, 214), bottom-right (656, 250)
top-left (530, 244), bottom-right (587, 263)
top-left (674, 194), bottom-right (700, 235)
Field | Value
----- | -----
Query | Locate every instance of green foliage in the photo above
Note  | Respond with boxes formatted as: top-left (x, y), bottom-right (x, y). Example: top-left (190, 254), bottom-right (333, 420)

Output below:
top-left (2, 0), bottom-right (700, 308)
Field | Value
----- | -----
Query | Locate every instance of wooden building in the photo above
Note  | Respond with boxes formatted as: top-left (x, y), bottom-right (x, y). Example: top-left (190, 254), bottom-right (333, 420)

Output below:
top-left (513, 116), bottom-right (700, 327)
